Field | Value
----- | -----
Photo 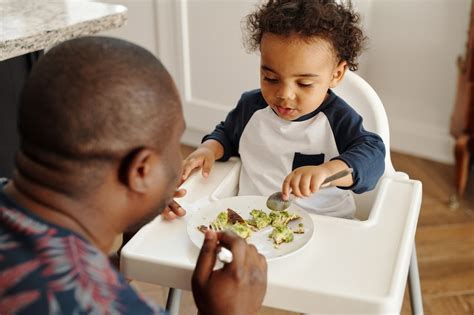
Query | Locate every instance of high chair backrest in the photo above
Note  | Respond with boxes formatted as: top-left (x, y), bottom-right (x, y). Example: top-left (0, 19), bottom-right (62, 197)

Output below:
top-left (332, 71), bottom-right (398, 219)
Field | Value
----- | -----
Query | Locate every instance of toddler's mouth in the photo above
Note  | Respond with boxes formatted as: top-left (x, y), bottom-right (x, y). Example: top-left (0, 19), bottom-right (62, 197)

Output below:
top-left (276, 106), bottom-right (295, 117)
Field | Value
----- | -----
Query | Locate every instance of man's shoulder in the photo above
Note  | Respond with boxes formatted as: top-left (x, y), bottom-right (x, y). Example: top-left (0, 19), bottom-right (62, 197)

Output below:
top-left (0, 205), bottom-right (164, 314)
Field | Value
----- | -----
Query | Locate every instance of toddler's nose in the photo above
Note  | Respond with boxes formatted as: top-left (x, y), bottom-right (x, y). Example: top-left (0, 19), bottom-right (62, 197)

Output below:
top-left (276, 89), bottom-right (295, 100)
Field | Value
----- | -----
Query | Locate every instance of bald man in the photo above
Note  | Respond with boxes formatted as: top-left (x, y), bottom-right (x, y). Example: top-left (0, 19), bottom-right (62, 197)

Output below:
top-left (0, 37), bottom-right (266, 315)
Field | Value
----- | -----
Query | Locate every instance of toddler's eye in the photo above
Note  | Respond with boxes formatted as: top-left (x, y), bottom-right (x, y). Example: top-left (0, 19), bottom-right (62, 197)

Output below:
top-left (298, 82), bottom-right (313, 88)
top-left (264, 77), bottom-right (279, 83)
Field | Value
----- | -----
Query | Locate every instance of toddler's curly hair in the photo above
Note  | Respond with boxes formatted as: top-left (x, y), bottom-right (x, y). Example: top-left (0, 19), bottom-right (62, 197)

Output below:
top-left (244, 0), bottom-right (366, 71)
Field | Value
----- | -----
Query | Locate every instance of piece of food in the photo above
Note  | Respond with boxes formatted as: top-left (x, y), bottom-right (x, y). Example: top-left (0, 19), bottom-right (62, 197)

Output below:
top-left (216, 211), bottom-right (229, 225)
top-left (197, 208), bottom-right (302, 246)
top-left (198, 209), bottom-right (251, 238)
top-left (294, 222), bottom-right (305, 234)
top-left (248, 209), bottom-right (272, 230)
top-left (269, 210), bottom-right (300, 227)
top-left (209, 211), bottom-right (228, 230)
top-left (269, 225), bottom-right (294, 245)
top-left (227, 208), bottom-right (246, 224)
top-left (229, 222), bottom-right (253, 239)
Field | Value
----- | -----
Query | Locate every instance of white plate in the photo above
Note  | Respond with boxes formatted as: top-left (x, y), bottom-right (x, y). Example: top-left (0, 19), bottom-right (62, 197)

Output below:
top-left (187, 195), bottom-right (315, 261)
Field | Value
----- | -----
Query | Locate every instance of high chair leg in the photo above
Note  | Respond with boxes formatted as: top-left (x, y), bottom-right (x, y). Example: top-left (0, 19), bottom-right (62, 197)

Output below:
top-left (408, 244), bottom-right (424, 315)
top-left (166, 288), bottom-right (182, 315)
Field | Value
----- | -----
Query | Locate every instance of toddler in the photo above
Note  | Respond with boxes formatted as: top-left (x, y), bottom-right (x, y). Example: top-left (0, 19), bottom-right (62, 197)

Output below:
top-left (181, 0), bottom-right (385, 218)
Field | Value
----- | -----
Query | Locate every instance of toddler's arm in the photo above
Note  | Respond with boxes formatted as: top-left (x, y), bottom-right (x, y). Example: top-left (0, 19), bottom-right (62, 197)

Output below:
top-left (326, 102), bottom-right (386, 193)
top-left (181, 140), bottom-right (224, 181)
top-left (162, 141), bottom-right (223, 221)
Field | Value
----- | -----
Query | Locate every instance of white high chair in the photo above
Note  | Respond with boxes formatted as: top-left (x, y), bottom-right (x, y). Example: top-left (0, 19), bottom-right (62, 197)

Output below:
top-left (335, 71), bottom-right (424, 314)
top-left (178, 71), bottom-right (423, 314)
top-left (121, 71), bottom-right (423, 315)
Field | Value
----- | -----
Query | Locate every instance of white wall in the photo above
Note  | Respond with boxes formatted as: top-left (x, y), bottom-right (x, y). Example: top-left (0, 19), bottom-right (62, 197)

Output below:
top-left (361, 0), bottom-right (470, 164)
top-left (349, 0), bottom-right (373, 78)
top-left (97, 0), bottom-right (470, 164)
top-left (92, 0), bottom-right (158, 55)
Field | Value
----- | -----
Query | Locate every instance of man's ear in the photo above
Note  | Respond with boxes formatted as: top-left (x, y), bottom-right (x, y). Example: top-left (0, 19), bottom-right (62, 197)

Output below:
top-left (122, 148), bottom-right (160, 193)
top-left (329, 61), bottom-right (348, 88)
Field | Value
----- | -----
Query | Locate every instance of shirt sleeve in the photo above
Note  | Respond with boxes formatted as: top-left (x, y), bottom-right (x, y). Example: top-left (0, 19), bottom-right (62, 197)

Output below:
top-left (117, 273), bottom-right (169, 315)
top-left (325, 101), bottom-right (386, 194)
top-left (202, 90), bottom-right (267, 161)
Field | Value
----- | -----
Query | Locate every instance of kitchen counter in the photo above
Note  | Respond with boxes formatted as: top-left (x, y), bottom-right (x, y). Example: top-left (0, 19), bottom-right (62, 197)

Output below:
top-left (0, 0), bottom-right (127, 177)
top-left (0, 0), bottom-right (127, 61)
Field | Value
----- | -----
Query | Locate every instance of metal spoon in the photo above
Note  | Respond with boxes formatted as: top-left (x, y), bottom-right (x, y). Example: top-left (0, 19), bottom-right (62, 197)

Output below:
top-left (266, 168), bottom-right (354, 211)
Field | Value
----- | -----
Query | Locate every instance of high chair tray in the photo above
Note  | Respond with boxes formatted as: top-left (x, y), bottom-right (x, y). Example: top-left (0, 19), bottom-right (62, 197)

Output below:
top-left (121, 161), bottom-right (422, 314)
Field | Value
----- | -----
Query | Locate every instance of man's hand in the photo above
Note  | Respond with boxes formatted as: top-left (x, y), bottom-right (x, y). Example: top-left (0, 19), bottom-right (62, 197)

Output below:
top-left (192, 231), bottom-right (267, 315)
top-left (161, 188), bottom-right (187, 220)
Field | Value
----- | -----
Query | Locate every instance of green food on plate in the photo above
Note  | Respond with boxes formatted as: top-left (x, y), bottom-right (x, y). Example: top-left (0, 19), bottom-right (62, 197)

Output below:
top-left (248, 209), bottom-right (272, 230)
top-left (269, 225), bottom-right (294, 246)
top-left (269, 210), bottom-right (300, 227)
top-left (198, 206), bottom-right (304, 246)
top-left (229, 222), bottom-right (253, 239)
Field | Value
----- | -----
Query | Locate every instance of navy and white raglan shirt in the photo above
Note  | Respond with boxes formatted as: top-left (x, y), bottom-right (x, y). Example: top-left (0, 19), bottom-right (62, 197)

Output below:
top-left (203, 89), bottom-right (385, 218)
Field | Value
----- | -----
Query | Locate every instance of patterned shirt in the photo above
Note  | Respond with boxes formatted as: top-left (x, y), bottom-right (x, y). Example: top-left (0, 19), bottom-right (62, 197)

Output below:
top-left (0, 182), bottom-right (167, 315)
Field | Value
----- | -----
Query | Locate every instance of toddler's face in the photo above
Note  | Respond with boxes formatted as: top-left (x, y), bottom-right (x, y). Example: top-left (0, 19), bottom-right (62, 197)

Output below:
top-left (260, 33), bottom-right (346, 121)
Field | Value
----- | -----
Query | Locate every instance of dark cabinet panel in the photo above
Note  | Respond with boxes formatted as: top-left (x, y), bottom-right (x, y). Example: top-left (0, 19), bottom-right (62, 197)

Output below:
top-left (0, 51), bottom-right (42, 177)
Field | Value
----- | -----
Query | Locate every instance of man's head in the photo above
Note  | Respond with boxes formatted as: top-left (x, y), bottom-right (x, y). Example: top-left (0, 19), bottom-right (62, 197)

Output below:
top-left (244, 0), bottom-right (366, 121)
top-left (16, 36), bottom-right (184, 231)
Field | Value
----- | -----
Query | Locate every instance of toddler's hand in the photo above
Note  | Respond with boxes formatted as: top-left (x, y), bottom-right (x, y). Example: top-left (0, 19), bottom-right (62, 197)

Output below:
top-left (181, 147), bottom-right (216, 181)
top-left (162, 188), bottom-right (187, 220)
top-left (281, 166), bottom-right (331, 200)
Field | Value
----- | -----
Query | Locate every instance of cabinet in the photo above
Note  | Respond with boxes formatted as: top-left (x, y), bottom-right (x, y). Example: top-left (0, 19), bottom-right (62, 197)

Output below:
top-left (0, 52), bottom-right (41, 177)
top-left (0, 1), bottom-right (126, 176)
top-left (450, 1), bottom-right (474, 198)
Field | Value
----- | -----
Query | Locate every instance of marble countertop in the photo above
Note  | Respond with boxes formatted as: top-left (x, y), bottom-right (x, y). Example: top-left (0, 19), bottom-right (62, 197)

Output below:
top-left (0, 1), bottom-right (127, 61)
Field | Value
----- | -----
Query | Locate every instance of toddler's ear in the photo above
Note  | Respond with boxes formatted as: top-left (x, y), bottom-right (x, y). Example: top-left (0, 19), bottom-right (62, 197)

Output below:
top-left (329, 61), bottom-right (348, 88)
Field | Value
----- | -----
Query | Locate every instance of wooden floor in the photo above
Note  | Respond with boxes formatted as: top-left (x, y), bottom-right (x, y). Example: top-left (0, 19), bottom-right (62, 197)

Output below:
top-left (131, 147), bottom-right (474, 315)
top-left (392, 151), bottom-right (474, 315)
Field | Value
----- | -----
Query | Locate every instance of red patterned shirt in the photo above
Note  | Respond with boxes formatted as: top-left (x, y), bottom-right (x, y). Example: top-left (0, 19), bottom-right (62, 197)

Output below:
top-left (0, 183), bottom-right (167, 315)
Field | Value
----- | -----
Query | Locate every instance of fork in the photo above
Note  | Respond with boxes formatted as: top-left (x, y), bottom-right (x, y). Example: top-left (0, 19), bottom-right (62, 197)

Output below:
top-left (208, 225), bottom-right (234, 263)
top-left (197, 223), bottom-right (224, 233)
top-left (209, 222), bottom-right (225, 231)
top-left (197, 225), bottom-right (233, 263)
